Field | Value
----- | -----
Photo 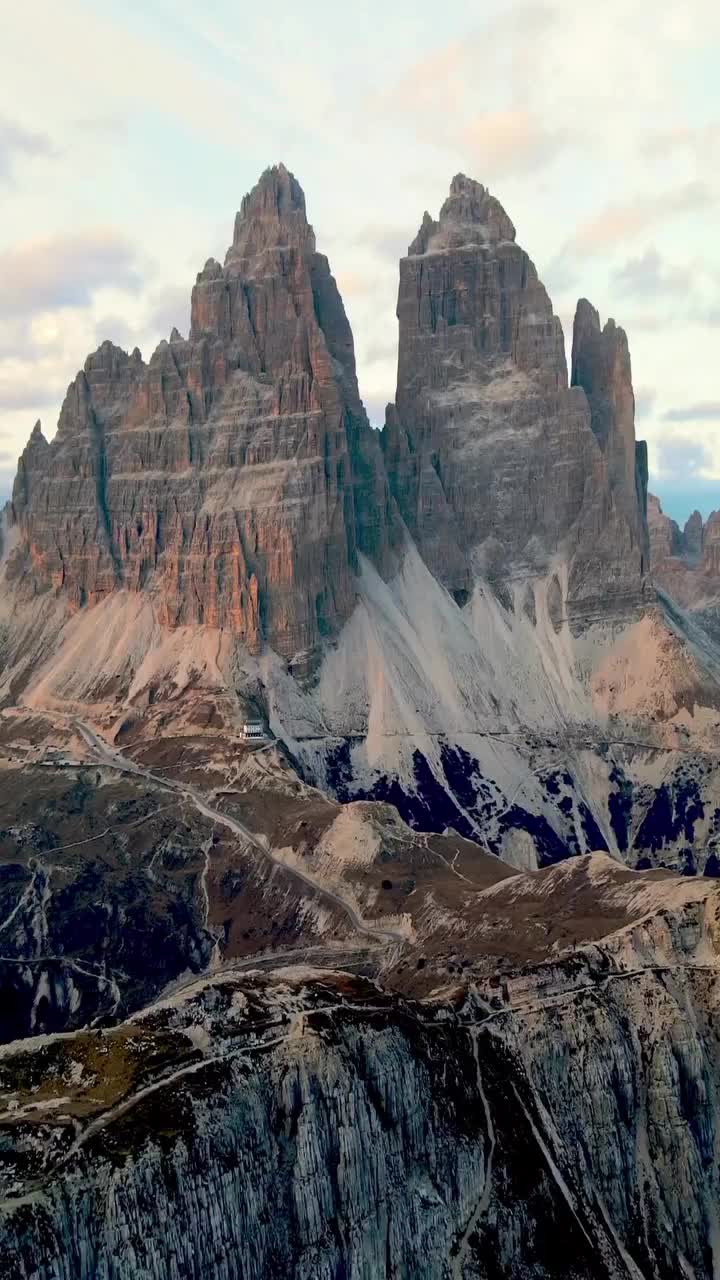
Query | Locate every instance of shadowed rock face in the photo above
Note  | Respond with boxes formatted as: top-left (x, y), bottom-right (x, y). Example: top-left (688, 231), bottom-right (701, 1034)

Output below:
top-left (571, 298), bottom-right (650, 568)
top-left (9, 165), bottom-right (398, 662)
top-left (685, 509), bottom-right (705, 560)
top-left (3, 168), bottom-right (719, 884)
top-left (382, 174), bottom-right (651, 622)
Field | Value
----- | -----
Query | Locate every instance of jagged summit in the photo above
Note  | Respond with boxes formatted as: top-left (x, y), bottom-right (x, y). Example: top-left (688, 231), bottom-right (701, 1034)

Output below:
top-left (571, 296), bottom-right (650, 576)
top-left (684, 508), bottom-right (704, 558)
top-left (1, 163), bottom-right (720, 888)
top-left (228, 163), bottom-right (314, 266)
top-left (237, 162), bottom-right (306, 223)
top-left (4, 167), bottom-right (720, 1280)
top-left (383, 174), bottom-right (650, 620)
top-left (408, 174), bottom-right (516, 255)
top-left (5, 165), bottom-right (654, 652)
top-left (571, 299), bottom-right (630, 385)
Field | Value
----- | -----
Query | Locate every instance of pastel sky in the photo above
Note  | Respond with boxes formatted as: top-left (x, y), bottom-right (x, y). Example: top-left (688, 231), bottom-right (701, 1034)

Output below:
top-left (1, 0), bottom-right (719, 523)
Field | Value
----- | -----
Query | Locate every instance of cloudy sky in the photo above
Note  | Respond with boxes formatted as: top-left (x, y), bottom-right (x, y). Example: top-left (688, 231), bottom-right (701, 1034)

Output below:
top-left (1, 0), bottom-right (719, 521)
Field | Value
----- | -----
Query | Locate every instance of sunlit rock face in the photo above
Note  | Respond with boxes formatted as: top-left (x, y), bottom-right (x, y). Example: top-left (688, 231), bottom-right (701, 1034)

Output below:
top-left (8, 165), bottom-right (398, 662)
top-left (8, 169), bottom-right (653, 664)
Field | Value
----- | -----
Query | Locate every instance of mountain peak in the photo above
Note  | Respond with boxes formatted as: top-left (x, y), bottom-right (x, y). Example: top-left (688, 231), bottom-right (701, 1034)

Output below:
top-left (408, 172), bottom-right (516, 255)
top-left (238, 163), bottom-right (306, 223)
top-left (574, 297), bottom-right (601, 333)
top-left (228, 164), bottom-right (313, 264)
top-left (449, 171), bottom-right (484, 195)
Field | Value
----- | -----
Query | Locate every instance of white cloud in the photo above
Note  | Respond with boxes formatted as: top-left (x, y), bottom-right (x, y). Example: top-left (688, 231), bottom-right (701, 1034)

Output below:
top-left (567, 183), bottom-right (712, 256)
top-left (662, 401), bottom-right (720, 423)
top-left (0, 116), bottom-right (54, 182)
top-left (635, 388), bottom-right (656, 419)
top-left (350, 227), bottom-right (412, 264)
top-left (642, 121), bottom-right (720, 161)
top-left (144, 286), bottom-right (191, 344)
top-left (1, 5), bottom-right (261, 152)
top-left (462, 109), bottom-right (569, 176)
top-left (1, 230), bottom-right (142, 316)
top-left (0, 369), bottom-right (65, 412)
top-left (613, 248), bottom-right (688, 298)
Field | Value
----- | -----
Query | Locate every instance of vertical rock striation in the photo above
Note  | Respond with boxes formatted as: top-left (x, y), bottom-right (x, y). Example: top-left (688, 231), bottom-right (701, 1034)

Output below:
top-left (8, 165), bottom-right (398, 662)
top-left (647, 493), bottom-right (720, 589)
top-left (381, 174), bottom-right (651, 623)
top-left (571, 299), bottom-right (650, 577)
top-left (8, 168), bottom-right (655, 648)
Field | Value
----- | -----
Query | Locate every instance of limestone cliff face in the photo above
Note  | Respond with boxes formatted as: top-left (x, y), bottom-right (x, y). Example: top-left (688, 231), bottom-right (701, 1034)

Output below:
top-left (4, 876), bottom-right (720, 1280)
top-left (647, 494), bottom-right (720, 639)
top-left (9, 166), bottom-right (398, 662)
top-left (381, 175), bottom-right (651, 623)
top-left (9, 168), bottom-right (655, 650)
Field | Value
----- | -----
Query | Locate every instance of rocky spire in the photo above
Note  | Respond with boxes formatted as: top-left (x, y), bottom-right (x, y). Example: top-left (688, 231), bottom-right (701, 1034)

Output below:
top-left (6, 166), bottom-right (655, 646)
top-left (702, 510), bottom-right (720, 576)
top-left (683, 510), bottom-right (704, 560)
top-left (229, 163), bottom-right (312, 262)
top-left (382, 174), bottom-right (650, 620)
top-left (11, 420), bottom-right (49, 522)
top-left (571, 299), bottom-right (650, 572)
top-left (645, 495), bottom-right (719, 628)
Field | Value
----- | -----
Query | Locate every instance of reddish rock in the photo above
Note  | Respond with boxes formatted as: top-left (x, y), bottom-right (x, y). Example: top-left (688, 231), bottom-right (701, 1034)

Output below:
top-left (647, 494), bottom-right (682, 565)
top-left (9, 166), bottom-right (399, 660)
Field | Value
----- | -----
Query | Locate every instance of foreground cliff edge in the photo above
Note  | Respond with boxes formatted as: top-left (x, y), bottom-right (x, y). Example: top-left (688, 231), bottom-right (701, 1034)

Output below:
top-left (0, 165), bottom-right (719, 1277)
top-left (3, 848), bottom-right (720, 1279)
